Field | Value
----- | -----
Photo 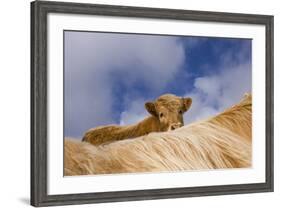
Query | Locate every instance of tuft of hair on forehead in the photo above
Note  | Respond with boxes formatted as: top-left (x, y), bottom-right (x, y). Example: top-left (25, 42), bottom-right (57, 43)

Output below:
top-left (155, 94), bottom-right (183, 111)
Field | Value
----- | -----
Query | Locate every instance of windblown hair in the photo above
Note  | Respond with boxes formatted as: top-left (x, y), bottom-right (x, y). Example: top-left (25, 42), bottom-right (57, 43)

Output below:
top-left (64, 94), bottom-right (252, 176)
top-left (82, 94), bottom-right (192, 145)
top-left (209, 93), bottom-right (252, 141)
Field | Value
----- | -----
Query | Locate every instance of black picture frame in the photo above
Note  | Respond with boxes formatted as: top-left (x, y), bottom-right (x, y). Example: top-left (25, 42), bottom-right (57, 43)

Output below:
top-left (31, 0), bottom-right (274, 207)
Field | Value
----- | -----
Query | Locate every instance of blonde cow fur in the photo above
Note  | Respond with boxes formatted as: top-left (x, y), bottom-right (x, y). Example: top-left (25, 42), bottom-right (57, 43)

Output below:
top-left (64, 93), bottom-right (252, 176)
top-left (82, 94), bottom-right (192, 145)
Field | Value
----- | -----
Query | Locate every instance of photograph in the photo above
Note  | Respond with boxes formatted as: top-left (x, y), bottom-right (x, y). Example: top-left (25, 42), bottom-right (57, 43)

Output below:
top-left (63, 31), bottom-right (252, 176)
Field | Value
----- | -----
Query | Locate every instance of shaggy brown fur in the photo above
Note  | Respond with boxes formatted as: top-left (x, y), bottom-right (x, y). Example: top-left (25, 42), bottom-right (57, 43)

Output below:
top-left (209, 93), bottom-right (252, 141)
top-left (82, 94), bottom-right (192, 145)
top-left (64, 93), bottom-right (252, 176)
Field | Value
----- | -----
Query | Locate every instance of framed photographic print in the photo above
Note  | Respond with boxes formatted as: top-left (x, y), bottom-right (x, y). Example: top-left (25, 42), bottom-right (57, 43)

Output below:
top-left (31, 0), bottom-right (274, 207)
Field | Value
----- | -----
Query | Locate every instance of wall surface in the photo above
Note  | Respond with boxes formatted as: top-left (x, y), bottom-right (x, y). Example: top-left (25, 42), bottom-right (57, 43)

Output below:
top-left (0, 0), bottom-right (279, 207)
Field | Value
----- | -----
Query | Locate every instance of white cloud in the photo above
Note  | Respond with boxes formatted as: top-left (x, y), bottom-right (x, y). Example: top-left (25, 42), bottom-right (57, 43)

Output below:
top-left (194, 76), bottom-right (221, 99)
top-left (184, 62), bottom-right (251, 124)
top-left (65, 32), bottom-right (185, 137)
top-left (119, 98), bottom-right (149, 125)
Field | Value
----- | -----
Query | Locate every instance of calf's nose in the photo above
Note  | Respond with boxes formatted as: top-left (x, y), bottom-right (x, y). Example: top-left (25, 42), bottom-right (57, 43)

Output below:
top-left (170, 123), bottom-right (183, 130)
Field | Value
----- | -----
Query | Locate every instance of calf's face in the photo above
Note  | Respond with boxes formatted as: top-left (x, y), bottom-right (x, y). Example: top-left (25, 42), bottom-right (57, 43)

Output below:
top-left (145, 94), bottom-right (192, 131)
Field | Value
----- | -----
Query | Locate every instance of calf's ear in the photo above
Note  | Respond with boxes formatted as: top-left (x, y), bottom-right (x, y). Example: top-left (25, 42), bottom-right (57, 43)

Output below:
top-left (183, 97), bottom-right (192, 112)
top-left (145, 102), bottom-right (158, 117)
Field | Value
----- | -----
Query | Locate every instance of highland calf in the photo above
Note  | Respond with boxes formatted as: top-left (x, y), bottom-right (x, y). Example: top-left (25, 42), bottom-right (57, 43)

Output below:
top-left (82, 94), bottom-right (192, 146)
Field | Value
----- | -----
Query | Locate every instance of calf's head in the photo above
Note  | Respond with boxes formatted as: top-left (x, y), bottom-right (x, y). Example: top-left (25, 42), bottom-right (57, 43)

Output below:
top-left (145, 94), bottom-right (192, 131)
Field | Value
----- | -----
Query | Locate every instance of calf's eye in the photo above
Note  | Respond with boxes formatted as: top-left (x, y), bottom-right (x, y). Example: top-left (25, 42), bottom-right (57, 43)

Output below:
top-left (159, 112), bottom-right (164, 118)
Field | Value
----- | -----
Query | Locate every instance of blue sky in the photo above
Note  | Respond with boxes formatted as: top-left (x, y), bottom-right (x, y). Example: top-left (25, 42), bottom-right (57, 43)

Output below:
top-left (64, 31), bottom-right (252, 138)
